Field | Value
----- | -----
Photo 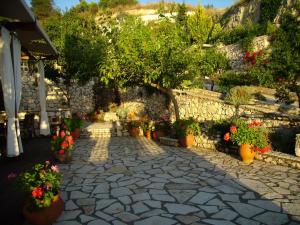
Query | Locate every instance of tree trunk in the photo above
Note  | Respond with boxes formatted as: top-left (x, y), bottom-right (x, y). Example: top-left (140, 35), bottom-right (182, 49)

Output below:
top-left (297, 92), bottom-right (300, 111)
top-left (150, 83), bottom-right (180, 120)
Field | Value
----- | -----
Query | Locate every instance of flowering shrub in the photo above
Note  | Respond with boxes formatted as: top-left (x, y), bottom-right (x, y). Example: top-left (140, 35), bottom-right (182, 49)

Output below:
top-left (224, 119), bottom-right (271, 154)
top-left (154, 112), bottom-right (171, 132)
top-left (15, 161), bottom-right (61, 209)
top-left (51, 130), bottom-right (74, 155)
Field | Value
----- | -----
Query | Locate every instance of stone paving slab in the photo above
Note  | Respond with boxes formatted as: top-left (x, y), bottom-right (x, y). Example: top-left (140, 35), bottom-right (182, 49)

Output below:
top-left (54, 137), bottom-right (300, 225)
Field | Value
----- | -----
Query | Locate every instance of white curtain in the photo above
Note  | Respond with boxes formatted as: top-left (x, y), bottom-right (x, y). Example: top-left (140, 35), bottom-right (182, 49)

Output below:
top-left (12, 36), bottom-right (23, 154)
top-left (37, 61), bottom-right (50, 135)
top-left (0, 27), bottom-right (20, 156)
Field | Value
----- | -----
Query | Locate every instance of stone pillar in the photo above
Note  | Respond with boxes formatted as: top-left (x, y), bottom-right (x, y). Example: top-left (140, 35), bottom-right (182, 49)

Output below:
top-left (295, 134), bottom-right (300, 157)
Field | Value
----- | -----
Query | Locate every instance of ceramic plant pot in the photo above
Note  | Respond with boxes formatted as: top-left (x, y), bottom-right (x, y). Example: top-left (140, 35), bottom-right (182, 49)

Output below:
top-left (239, 144), bottom-right (256, 164)
top-left (179, 134), bottom-right (194, 148)
top-left (23, 194), bottom-right (64, 225)
top-left (54, 151), bottom-right (72, 163)
top-left (129, 127), bottom-right (140, 137)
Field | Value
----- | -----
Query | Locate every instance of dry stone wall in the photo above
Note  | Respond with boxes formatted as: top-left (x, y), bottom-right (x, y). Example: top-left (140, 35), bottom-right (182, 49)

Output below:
top-left (20, 71), bottom-right (94, 118)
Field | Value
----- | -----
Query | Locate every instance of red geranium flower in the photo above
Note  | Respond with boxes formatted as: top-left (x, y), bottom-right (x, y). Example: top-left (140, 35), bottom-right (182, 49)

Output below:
top-left (230, 126), bottom-right (237, 134)
top-left (60, 141), bottom-right (69, 149)
top-left (60, 131), bottom-right (66, 138)
top-left (248, 124), bottom-right (254, 128)
top-left (32, 187), bottom-right (43, 198)
top-left (255, 146), bottom-right (271, 154)
top-left (58, 149), bottom-right (65, 155)
top-left (252, 120), bottom-right (262, 126)
top-left (253, 51), bottom-right (257, 58)
top-left (224, 132), bottom-right (230, 141)
top-left (245, 51), bottom-right (251, 58)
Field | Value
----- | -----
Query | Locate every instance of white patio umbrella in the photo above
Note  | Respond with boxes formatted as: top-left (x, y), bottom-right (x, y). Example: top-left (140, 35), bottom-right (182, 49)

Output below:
top-left (37, 60), bottom-right (50, 135)
top-left (0, 27), bottom-right (22, 156)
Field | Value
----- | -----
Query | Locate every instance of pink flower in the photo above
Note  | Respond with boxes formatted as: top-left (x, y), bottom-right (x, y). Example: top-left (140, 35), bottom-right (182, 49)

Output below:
top-left (60, 131), bottom-right (66, 138)
top-left (58, 149), bottom-right (65, 155)
top-left (51, 165), bottom-right (60, 173)
top-left (45, 160), bottom-right (50, 165)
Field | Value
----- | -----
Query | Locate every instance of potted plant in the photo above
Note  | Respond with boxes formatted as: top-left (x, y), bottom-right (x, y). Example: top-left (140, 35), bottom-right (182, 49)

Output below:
top-left (224, 119), bottom-right (271, 164)
top-left (128, 120), bottom-right (141, 137)
top-left (153, 112), bottom-right (171, 141)
top-left (63, 118), bottom-right (83, 139)
top-left (173, 118), bottom-right (201, 148)
top-left (51, 130), bottom-right (74, 163)
top-left (141, 120), bottom-right (154, 140)
top-left (16, 161), bottom-right (64, 225)
top-left (116, 107), bottom-right (129, 120)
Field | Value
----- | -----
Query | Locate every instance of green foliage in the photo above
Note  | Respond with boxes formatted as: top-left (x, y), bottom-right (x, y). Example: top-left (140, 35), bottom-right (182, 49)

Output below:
top-left (260, 0), bottom-right (283, 24)
top-left (43, 9), bottom-right (106, 85)
top-left (225, 86), bottom-right (252, 109)
top-left (31, 0), bottom-right (59, 20)
top-left (211, 21), bottom-right (265, 50)
top-left (187, 5), bottom-right (214, 44)
top-left (17, 162), bottom-right (61, 209)
top-left (64, 118), bottom-right (84, 132)
top-left (99, 0), bottom-right (137, 8)
top-left (141, 120), bottom-right (155, 133)
top-left (227, 119), bottom-right (270, 149)
top-left (116, 107), bottom-right (129, 120)
top-left (100, 17), bottom-right (195, 90)
top-left (218, 71), bottom-right (255, 92)
top-left (173, 117), bottom-right (201, 138)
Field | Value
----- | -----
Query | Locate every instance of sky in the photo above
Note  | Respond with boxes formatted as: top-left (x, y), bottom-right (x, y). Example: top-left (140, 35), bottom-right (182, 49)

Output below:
top-left (37, 0), bottom-right (236, 11)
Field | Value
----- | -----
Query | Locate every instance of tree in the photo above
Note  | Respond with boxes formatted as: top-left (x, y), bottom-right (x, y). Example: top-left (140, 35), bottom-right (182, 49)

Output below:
top-left (100, 17), bottom-right (196, 120)
top-left (99, 0), bottom-right (138, 9)
top-left (43, 7), bottom-right (106, 106)
top-left (31, 0), bottom-right (58, 20)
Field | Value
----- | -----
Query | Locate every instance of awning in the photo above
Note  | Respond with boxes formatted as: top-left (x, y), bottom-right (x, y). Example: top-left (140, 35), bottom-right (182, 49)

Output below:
top-left (0, 0), bottom-right (58, 58)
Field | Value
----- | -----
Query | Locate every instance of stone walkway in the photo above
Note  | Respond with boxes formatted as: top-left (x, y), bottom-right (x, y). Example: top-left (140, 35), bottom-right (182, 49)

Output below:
top-left (55, 137), bottom-right (300, 225)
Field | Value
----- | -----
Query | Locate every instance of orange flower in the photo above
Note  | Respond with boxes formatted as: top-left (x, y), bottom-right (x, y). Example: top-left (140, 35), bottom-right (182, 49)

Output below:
top-left (32, 187), bottom-right (43, 198)
top-left (255, 146), bottom-right (270, 154)
top-left (230, 126), bottom-right (237, 133)
top-left (223, 132), bottom-right (230, 141)
top-left (66, 136), bottom-right (74, 145)
top-left (60, 141), bottom-right (69, 149)
top-left (252, 120), bottom-right (262, 126)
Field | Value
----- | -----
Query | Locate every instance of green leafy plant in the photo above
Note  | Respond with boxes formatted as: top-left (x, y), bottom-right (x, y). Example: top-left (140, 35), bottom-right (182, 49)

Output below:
top-left (224, 119), bottom-right (270, 153)
top-left (116, 107), bottom-right (129, 120)
top-left (225, 86), bottom-right (252, 117)
top-left (51, 130), bottom-right (74, 155)
top-left (15, 161), bottom-right (62, 210)
top-left (141, 120), bottom-right (154, 133)
top-left (64, 118), bottom-right (83, 132)
top-left (154, 112), bottom-right (171, 132)
top-left (173, 117), bottom-right (201, 138)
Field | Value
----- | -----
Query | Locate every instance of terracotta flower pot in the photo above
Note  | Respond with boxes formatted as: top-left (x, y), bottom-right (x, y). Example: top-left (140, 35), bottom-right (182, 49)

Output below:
top-left (129, 127), bottom-right (140, 137)
top-left (145, 131), bottom-right (151, 140)
top-left (71, 128), bottom-right (80, 139)
top-left (22, 194), bottom-right (64, 225)
top-left (179, 134), bottom-right (194, 148)
top-left (239, 144), bottom-right (256, 164)
top-left (54, 151), bottom-right (72, 163)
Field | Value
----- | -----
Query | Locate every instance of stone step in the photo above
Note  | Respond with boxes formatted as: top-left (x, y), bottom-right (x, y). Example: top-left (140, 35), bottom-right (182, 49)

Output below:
top-left (81, 122), bottom-right (117, 138)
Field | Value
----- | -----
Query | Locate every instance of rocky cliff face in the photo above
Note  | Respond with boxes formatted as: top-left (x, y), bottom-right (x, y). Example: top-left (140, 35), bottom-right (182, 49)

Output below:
top-left (221, 0), bottom-right (299, 28)
top-left (221, 0), bottom-right (262, 28)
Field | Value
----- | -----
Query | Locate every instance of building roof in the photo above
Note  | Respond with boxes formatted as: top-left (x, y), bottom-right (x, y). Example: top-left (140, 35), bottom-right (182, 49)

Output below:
top-left (0, 0), bottom-right (58, 58)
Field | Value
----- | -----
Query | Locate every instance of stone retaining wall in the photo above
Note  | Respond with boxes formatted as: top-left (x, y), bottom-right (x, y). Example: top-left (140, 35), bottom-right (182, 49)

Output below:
top-left (20, 71), bottom-right (94, 116)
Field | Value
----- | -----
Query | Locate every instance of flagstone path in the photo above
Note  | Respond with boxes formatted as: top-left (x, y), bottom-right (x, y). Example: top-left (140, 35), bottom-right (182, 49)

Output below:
top-left (54, 137), bottom-right (300, 225)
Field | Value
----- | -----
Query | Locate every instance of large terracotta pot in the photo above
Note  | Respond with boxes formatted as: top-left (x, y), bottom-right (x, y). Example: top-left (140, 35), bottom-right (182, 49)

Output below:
top-left (54, 151), bottom-right (72, 163)
top-left (179, 134), bottom-right (194, 148)
top-left (71, 128), bottom-right (80, 139)
top-left (239, 144), bottom-right (256, 164)
top-left (23, 194), bottom-right (64, 225)
top-left (145, 131), bottom-right (151, 140)
top-left (129, 127), bottom-right (140, 137)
